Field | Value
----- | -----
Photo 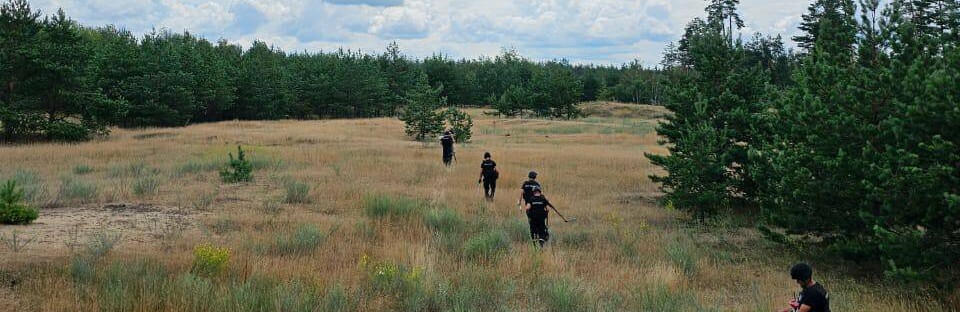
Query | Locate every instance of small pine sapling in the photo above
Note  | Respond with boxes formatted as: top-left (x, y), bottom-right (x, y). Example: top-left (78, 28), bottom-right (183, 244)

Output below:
top-left (220, 146), bottom-right (253, 183)
top-left (0, 180), bottom-right (39, 225)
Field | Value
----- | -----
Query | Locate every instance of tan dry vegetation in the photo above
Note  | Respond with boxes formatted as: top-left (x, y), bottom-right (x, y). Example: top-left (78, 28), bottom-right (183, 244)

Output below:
top-left (0, 107), bottom-right (949, 311)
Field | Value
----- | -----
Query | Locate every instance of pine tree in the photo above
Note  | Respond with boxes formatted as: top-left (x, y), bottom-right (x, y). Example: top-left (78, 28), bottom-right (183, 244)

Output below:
top-left (647, 3), bottom-right (773, 219)
top-left (705, 0), bottom-right (744, 43)
top-left (443, 107), bottom-right (473, 142)
top-left (399, 73), bottom-right (445, 141)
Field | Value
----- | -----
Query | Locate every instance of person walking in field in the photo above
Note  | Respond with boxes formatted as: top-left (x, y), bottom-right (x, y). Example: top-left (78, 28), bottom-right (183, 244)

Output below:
top-left (440, 130), bottom-right (456, 166)
top-left (519, 171), bottom-right (541, 206)
top-left (525, 188), bottom-right (553, 247)
top-left (780, 263), bottom-right (830, 312)
top-left (478, 152), bottom-right (499, 200)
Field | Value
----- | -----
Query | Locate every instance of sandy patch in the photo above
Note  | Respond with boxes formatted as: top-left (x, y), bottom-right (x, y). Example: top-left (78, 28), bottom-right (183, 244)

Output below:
top-left (0, 203), bottom-right (204, 255)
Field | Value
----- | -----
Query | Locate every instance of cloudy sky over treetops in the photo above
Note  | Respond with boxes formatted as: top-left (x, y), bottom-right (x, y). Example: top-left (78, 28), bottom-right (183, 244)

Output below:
top-left (32, 0), bottom-right (813, 65)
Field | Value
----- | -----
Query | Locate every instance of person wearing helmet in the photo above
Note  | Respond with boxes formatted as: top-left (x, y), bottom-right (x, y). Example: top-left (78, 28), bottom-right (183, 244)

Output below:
top-left (478, 152), bottom-right (499, 200)
top-left (440, 130), bottom-right (456, 166)
top-left (780, 263), bottom-right (830, 312)
top-left (519, 170), bottom-right (541, 205)
top-left (525, 188), bottom-right (553, 247)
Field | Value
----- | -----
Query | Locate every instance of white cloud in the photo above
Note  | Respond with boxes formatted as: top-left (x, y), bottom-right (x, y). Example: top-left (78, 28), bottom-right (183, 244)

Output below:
top-left (29, 0), bottom-right (819, 65)
top-left (368, 0), bottom-right (432, 39)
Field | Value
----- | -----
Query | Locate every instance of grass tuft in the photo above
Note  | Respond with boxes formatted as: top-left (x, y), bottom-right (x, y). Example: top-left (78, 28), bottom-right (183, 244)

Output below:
top-left (269, 224), bottom-right (329, 256)
top-left (363, 194), bottom-right (426, 220)
top-left (59, 176), bottom-right (98, 203)
top-left (462, 230), bottom-right (510, 262)
top-left (424, 207), bottom-right (465, 235)
top-left (283, 180), bottom-right (311, 204)
top-left (73, 164), bottom-right (94, 175)
top-left (132, 175), bottom-right (161, 197)
top-left (665, 235), bottom-right (699, 277)
top-left (541, 278), bottom-right (588, 312)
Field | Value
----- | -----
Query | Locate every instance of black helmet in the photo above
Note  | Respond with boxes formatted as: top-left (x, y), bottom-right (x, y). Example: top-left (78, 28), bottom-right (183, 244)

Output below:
top-left (483, 152), bottom-right (491, 159)
top-left (532, 187), bottom-right (542, 194)
top-left (790, 263), bottom-right (813, 282)
top-left (445, 130), bottom-right (452, 135)
top-left (528, 171), bottom-right (538, 179)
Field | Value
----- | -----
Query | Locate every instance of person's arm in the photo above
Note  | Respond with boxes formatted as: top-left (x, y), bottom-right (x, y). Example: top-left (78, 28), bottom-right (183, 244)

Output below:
top-left (797, 305), bottom-right (812, 312)
top-left (779, 296), bottom-right (799, 312)
top-left (525, 203), bottom-right (531, 212)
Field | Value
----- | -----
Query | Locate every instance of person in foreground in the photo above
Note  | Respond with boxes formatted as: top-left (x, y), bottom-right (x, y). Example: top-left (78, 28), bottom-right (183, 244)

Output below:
top-left (780, 263), bottom-right (830, 312)
top-left (519, 171), bottom-right (541, 206)
top-left (440, 130), bottom-right (455, 166)
top-left (525, 188), bottom-right (553, 248)
top-left (478, 152), bottom-right (498, 200)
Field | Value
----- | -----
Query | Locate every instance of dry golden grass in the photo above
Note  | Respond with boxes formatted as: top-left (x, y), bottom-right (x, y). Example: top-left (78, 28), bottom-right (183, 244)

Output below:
top-left (0, 106), bottom-right (949, 311)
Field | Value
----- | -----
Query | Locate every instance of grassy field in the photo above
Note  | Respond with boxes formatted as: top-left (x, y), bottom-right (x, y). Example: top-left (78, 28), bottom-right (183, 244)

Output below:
top-left (0, 105), bottom-right (949, 311)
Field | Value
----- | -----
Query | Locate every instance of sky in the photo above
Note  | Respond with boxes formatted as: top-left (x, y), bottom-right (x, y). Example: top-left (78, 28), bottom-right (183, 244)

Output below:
top-left (31, 0), bottom-right (815, 66)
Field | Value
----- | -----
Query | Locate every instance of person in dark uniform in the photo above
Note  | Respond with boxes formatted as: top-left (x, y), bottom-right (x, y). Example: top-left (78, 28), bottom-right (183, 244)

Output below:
top-left (524, 188), bottom-right (553, 247)
top-left (780, 263), bottom-right (830, 312)
top-left (440, 130), bottom-right (455, 166)
top-left (478, 152), bottom-right (499, 200)
top-left (519, 171), bottom-right (541, 205)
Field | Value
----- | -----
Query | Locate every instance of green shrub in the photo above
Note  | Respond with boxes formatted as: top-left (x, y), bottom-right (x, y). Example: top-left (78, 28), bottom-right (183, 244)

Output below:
top-left (59, 177), bottom-right (98, 202)
top-left (424, 207), bottom-right (465, 235)
top-left (283, 180), bottom-right (311, 204)
top-left (363, 194), bottom-right (425, 220)
top-left (192, 244), bottom-right (230, 276)
top-left (463, 230), bottom-right (510, 262)
top-left (45, 120), bottom-right (92, 142)
top-left (220, 146), bottom-right (253, 183)
top-left (271, 224), bottom-right (328, 256)
top-left (73, 164), bottom-right (94, 175)
top-left (0, 180), bottom-right (39, 224)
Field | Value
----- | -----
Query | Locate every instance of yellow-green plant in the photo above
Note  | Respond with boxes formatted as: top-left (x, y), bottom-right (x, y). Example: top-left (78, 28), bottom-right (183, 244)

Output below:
top-left (192, 244), bottom-right (230, 276)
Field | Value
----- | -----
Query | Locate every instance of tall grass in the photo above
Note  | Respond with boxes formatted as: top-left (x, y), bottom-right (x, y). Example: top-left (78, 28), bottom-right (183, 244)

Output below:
top-left (462, 230), bottom-right (510, 262)
top-left (8, 169), bottom-right (49, 203)
top-left (540, 278), bottom-right (589, 312)
top-left (2, 110), bottom-right (949, 312)
top-left (73, 164), bottom-right (94, 175)
top-left (59, 176), bottom-right (98, 203)
top-left (283, 179), bottom-right (311, 204)
top-left (268, 224), bottom-right (329, 256)
top-left (363, 194), bottom-right (426, 220)
top-left (424, 207), bottom-right (465, 235)
top-left (132, 175), bottom-right (161, 197)
top-left (665, 235), bottom-right (699, 277)
top-left (635, 284), bottom-right (712, 311)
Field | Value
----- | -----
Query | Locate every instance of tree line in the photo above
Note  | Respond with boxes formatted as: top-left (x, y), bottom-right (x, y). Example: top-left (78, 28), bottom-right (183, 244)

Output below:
top-left (650, 0), bottom-right (959, 283)
top-left (0, 0), bottom-right (664, 142)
